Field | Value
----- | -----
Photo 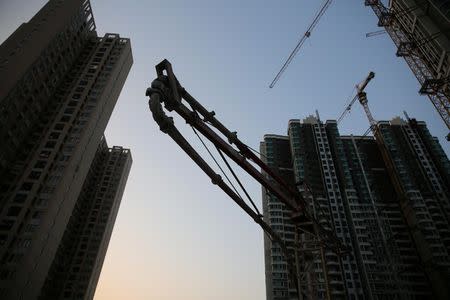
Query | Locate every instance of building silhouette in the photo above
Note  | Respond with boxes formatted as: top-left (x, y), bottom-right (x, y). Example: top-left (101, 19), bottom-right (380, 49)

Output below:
top-left (261, 115), bottom-right (449, 299)
top-left (0, 0), bottom-right (132, 299)
top-left (39, 139), bottom-right (131, 299)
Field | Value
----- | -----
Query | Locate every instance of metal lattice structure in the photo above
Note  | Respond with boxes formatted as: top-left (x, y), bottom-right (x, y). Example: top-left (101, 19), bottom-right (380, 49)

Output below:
top-left (365, 0), bottom-right (450, 134)
top-left (269, 0), bottom-right (333, 88)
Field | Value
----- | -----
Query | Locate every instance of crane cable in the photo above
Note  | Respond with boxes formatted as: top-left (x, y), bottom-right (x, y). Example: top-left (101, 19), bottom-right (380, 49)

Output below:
top-left (191, 126), bottom-right (246, 204)
top-left (187, 103), bottom-right (261, 215)
top-left (362, 126), bottom-right (373, 137)
top-left (202, 118), bottom-right (267, 160)
top-left (191, 125), bottom-right (300, 297)
top-left (191, 122), bottom-right (263, 216)
top-left (244, 143), bottom-right (267, 159)
top-left (337, 86), bottom-right (357, 125)
top-left (215, 146), bottom-right (262, 216)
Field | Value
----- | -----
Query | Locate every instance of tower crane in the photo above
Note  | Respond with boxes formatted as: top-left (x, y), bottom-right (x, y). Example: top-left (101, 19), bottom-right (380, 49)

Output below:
top-left (356, 73), bottom-right (450, 300)
top-left (147, 59), bottom-right (348, 299)
top-left (364, 0), bottom-right (450, 136)
top-left (269, 0), bottom-right (333, 88)
top-left (337, 71), bottom-right (375, 125)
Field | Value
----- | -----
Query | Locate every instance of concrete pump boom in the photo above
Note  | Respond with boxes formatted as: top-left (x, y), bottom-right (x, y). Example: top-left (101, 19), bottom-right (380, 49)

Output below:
top-left (146, 59), bottom-right (348, 299)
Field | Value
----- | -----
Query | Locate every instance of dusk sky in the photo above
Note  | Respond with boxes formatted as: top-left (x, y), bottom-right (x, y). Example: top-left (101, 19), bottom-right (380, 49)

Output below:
top-left (1, 0), bottom-right (448, 299)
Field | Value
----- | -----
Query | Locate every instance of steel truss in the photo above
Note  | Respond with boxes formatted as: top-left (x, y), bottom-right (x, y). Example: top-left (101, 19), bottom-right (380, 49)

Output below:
top-left (365, 0), bottom-right (450, 134)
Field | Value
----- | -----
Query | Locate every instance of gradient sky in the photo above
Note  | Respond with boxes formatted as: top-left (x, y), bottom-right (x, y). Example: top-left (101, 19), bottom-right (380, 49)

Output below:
top-left (1, 1), bottom-right (449, 299)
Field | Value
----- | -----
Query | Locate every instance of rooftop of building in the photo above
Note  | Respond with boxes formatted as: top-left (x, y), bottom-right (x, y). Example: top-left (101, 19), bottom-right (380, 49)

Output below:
top-left (262, 134), bottom-right (289, 141)
top-left (262, 114), bottom-right (428, 142)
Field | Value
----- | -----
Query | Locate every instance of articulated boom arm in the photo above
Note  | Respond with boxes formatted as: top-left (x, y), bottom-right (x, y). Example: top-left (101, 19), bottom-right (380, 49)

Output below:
top-left (146, 59), bottom-right (346, 253)
top-left (148, 60), bottom-right (300, 214)
top-left (146, 61), bottom-right (348, 297)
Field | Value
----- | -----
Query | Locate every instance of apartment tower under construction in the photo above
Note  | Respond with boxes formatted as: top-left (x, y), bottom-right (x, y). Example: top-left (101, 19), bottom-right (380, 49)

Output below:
top-left (261, 115), bottom-right (449, 300)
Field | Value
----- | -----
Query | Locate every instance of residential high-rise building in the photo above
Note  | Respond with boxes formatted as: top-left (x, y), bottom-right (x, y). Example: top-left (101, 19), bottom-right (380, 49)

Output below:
top-left (0, 0), bottom-right (132, 299)
top-left (261, 135), bottom-right (297, 300)
top-left (261, 115), bottom-right (449, 300)
top-left (39, 138), bottom-right (132, 300)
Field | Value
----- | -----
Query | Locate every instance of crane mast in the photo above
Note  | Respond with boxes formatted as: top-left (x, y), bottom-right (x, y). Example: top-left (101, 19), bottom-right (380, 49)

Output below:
top-left (147, 59), bottom-right (348, 299)
top-left (365, 0), bottom-right (450, 135)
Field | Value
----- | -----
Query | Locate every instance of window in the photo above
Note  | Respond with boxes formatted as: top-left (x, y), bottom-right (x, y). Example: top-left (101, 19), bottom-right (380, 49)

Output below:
top-left (32, 211), bottom-right (42, 220)
top-left (28, 171), bottom-right (41, 180)
top-left (68, 100), bottom-right (78, 107)
top-left (0, 234), bottom-right (7, 245)
top-left (7, 206), bottom-right (21, 217)
top-left (39, 150), bottom-right (51, 158)
top-left (45, 141), bottom-right (56, 149)
top-left (64, 108), bottom-right (75, 114)
top-left (60, 115), bottom-right (70, 122)
top-left (49, 132), bottom-right (60, 139)
top-left (18, 239), bottom-right (31, 248)
top-left (21, 182), bottom-right (33, 191)
top-left (79, 80), bottom-right (88, 86)
top-left (54, 123), bottom-right (64, 130)
top-left (36, 198), bottom-right (48, 207)
top-left (0, 220), bottom-right (14, 230)
top-left (13, 194), bottom-right (27, 203)
top-left (25, 224), bottom-right (38, 233)
top-left (59, 155), bottom-right (70, 162)
top-left (34, 160), bottom-right (46, 169)
top-left (88, 66), bottom-right (97, 73)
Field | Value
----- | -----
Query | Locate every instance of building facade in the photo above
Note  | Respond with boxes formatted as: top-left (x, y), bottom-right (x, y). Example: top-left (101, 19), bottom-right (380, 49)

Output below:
top-left (261, 135), bottom-right (297, 300)
top-left (39, 139), bottom-right (132, 300)
top-left (261, 115), bottom-right (449, 299)
top-left (0, 0), bottom-right (132, 299)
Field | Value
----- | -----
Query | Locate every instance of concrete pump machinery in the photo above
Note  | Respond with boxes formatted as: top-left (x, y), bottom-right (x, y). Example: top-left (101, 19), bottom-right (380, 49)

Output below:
top-left (146, 59), bottom-right (348, 299)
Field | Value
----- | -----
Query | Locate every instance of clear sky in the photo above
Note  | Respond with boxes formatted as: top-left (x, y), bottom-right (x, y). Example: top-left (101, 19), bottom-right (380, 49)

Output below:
top-left (1, 0), bottom-right (449, 299)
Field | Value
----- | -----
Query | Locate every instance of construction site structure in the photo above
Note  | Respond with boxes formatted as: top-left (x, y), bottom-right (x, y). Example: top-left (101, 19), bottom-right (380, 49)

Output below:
top-left (365, 0), bottom-right (450, 136)
top-left (261, 131), bottom-right (337, 300)
top-left (146, 60), bottom-right (350, 300)
top-left (260, 110), bottom-right (450, 299)
top-left (357, 78), bottom-right (450, 300)
top-left (146, 60), bottom-right (450, 300)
